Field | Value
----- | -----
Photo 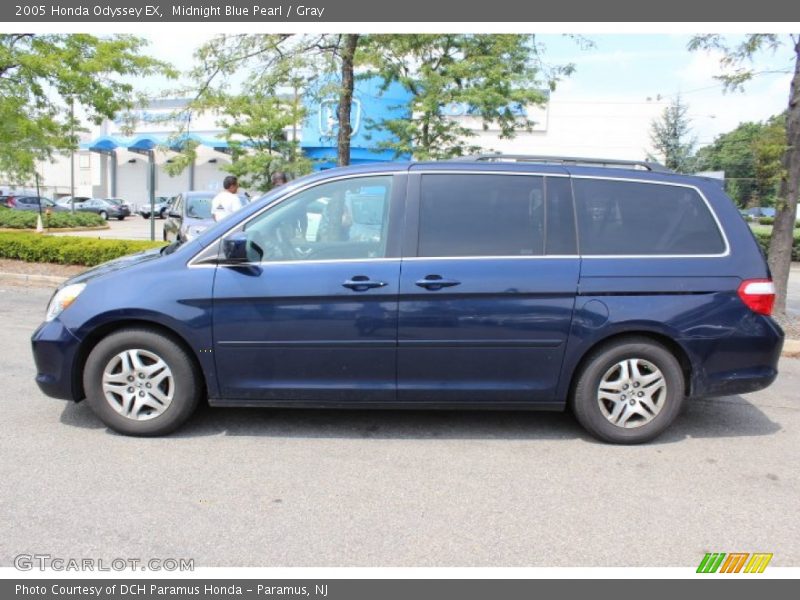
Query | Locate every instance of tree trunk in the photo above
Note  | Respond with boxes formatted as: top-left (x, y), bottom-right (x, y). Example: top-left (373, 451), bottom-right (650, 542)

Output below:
top-left (767, 36), bottom-right (800, 315)
top-left (337, 34), bottom-right (359, 167)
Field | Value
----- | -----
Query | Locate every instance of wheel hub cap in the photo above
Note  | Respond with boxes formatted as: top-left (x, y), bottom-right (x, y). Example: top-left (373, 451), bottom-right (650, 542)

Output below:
top-left (101, 349), bottom-right (174, 421)
top-left (597, 358), bottom-right (666, 429)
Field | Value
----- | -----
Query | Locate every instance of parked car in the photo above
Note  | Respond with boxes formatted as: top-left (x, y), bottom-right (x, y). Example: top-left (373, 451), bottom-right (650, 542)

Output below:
top-left (105, 197), bottom-right (134, 213)
top-left (741, 206), bottom-right (776, 221)
top-left (31, 156), bottom-right (784, 442)
top-left (75, 198), bottom-right (130, 220)
top-left (163, 191), bottom-right (247, 243)
top-left (55, 196), bottom-right (92, 209)
top-left (3, 196), bottom-right (67, 212)
top-left (139, 196), bottom-right (173, 219)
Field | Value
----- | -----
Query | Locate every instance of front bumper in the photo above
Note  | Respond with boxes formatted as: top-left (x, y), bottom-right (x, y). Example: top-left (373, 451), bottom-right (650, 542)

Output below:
top-left (31, 319), bottom-right (82, 401)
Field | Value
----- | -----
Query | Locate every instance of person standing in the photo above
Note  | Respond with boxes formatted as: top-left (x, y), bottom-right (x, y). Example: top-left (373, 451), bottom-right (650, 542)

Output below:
top-left (271, 171), bottom-right (288, 188)
top-left (211, 176), bottom-right (241, 222)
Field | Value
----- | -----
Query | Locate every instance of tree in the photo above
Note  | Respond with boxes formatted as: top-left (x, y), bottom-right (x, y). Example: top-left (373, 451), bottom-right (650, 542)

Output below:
top-left (359, 34), bottom-right (571, 159)
top-left (0, 34), bottom-right (175, 181)
top-left (694, 117), bottom-right (786, 207)
top-left (690, 34), bottom-right (799, 315)
top-left (649, 96), bottom-right (696, 173)
top-left (212, 93), bottom-right (312, 192)
top-left (188, 34), bottom-right (576, 165)
top-left (189, 34), bottom-right (360, 167)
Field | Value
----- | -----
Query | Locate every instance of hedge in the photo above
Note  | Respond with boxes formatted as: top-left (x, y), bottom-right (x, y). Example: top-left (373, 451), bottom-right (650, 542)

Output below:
top-left (0, 210), bottom-right (106, 229)
top-left (753, 230), bottom-right (800, 262)
top-left (0, 232), bottom-right (166, 266)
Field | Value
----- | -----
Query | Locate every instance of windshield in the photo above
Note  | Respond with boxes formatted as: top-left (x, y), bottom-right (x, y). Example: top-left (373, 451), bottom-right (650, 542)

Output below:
top-left (185, 193), bottom-right (216, 219)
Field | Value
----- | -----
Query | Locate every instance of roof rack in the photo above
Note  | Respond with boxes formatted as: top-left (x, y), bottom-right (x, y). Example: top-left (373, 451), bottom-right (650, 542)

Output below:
top-left (452, 154), bottom-right (673, 173)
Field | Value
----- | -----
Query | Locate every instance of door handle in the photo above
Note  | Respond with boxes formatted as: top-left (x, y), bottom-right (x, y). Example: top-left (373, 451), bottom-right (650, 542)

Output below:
top-left (415, 275), bottom-right (461, 291)
top-left (342, 276), bottom-right (388, 291)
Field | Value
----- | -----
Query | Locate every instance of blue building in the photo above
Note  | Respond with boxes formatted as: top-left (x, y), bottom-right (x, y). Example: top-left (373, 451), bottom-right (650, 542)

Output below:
top-left (301, 76), bottom-right (413, 169)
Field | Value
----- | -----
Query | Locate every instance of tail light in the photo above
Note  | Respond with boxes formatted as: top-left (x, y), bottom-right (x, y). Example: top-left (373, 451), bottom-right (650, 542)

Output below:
top-left (737, 279), bottom-right (776, 316)
top-left (6, 196), bottom-right (16, 207)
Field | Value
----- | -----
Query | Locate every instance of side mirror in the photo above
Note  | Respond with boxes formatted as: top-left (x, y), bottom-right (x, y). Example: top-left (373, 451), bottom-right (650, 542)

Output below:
top-left (222, 232), bottom-right (260, 262)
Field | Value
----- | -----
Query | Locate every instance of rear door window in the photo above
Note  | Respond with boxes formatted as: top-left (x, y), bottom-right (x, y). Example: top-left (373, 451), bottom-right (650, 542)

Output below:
top-left (573, 178), bottom-right (726, 255)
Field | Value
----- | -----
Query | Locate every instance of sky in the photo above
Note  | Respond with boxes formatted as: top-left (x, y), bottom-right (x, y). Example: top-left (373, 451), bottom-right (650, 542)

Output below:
top-left (139, 33), bottom-right (795, 149)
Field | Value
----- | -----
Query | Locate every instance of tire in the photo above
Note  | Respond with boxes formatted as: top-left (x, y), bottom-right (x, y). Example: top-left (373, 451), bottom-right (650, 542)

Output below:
top-left (571, 337), bottom-right (685, 444)
top-left (99, 211), bottom-right (108, 220)
top-left (83, 328), bottom-right (201, 436)
top-left (141, 213), bottom-right (150, 219)
top-left (117, 216), bottom-right (125, 221)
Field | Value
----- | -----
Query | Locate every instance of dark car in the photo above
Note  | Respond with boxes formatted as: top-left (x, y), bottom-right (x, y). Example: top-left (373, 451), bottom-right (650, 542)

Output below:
top-left (105, 197), bottom-right (134, 214)
top-left (3, 196), bottom-right (68, 212)
top-left (163, 191), bottom-right (246, 243)
top-left (139, 196), bottom-right (173, 219)
top-left (31, 156), bottom-right (784, 442)
top-left (76, 198), bottom-right (131, 220)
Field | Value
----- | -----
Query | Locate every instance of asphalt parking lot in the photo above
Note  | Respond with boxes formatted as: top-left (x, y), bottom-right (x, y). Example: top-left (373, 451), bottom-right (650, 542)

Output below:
top-left (52, 213), bottom-right (165, 241)
top-left (1, 283), bottom-right (798, 568)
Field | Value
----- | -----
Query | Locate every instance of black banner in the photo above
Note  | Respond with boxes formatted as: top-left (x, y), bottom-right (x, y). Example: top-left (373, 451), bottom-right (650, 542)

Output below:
top-left (4, 579), bottom-right (800, 600)
top-left (3, 0), bottom-right (800, 22)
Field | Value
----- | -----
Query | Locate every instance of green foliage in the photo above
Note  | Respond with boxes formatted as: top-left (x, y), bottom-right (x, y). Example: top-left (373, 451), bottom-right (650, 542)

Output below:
top-left (695, 115), bottom-right (786, 208)
top-left (688, 35), bottom-right (783, 91)
top-left (649, 96), bottom-right (696, 173)
top-left (758, 216), bottom-right (775, 225)
top-left (0, 210), bottom-right (105, 229)
top-left (751, 229), bottom-right (800, 262)
top-left (359, 34), bottom-right (564, 159)
top-left (0, 232), bottom-right (164, 266)
top-left (0, 34), bottom-right (176, 181)
top-left (189, 34), bottom-right (573, 162)
top-left (214, 93), bottom-right (311, 192)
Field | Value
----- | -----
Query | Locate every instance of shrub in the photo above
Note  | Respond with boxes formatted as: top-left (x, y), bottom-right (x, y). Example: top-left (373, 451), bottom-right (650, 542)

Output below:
top-left (0, 210), bottom-right (105, 229)
top-left (758, 216), bottom-right (775, 225)
top-left (752, 230), bottom-right (800, 262)
top-left (0, 232), bottom-right (166, 266)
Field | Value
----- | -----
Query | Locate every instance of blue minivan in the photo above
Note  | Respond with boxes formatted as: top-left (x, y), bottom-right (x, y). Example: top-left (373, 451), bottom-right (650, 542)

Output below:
top-left (31, 157), bottom-right (784, 443)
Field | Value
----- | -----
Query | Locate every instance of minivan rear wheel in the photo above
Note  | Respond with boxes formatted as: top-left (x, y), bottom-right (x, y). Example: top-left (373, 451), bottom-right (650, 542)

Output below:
top-left (571, 338), bottom-right (685, 444)
top-left (83, 328), bottom-right (201, 436)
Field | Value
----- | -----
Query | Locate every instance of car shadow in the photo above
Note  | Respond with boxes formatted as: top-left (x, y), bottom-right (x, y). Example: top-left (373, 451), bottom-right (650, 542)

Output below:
top-left (59, 394), bottom-right (781, 444)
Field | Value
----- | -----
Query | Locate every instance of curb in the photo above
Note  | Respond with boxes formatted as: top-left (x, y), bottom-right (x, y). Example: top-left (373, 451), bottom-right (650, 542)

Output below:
top-left (1, 270), bottom-right (799, 359)
top-left (0, 226), bottom-right (110, 233)
top-left (0, 272), bottom-right (68, 285)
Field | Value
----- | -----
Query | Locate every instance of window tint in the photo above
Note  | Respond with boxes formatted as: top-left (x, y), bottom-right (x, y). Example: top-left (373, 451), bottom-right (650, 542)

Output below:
top-left (241, 175), bottom-right (393, 262)
top-left (418, 174), bottom-right (545, 257)
top-left (574, 179), bottom-right (725, 255)
top-left (545, 177), bottom-right (577, 255)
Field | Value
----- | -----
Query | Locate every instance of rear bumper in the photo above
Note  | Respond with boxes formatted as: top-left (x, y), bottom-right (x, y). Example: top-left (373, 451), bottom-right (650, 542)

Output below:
top-left (684, 315), bottom-right (784, 398)
top-left (31, 319), bottom-right (82, 401)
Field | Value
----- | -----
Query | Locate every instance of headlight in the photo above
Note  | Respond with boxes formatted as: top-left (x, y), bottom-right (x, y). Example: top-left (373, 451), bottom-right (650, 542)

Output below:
top-left (45, 283), bottom-right (86, 322)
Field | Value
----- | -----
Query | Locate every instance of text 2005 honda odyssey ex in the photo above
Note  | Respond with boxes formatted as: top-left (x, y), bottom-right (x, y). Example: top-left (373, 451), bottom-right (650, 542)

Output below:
top-left (31, 156), bottom-right (785, 443)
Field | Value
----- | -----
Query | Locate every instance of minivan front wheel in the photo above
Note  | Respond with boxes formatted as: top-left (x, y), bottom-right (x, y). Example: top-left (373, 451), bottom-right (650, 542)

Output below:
top-left (571, 338), bottom-right (685, 444)
top-left (83, 328), bottom-right (201, 436)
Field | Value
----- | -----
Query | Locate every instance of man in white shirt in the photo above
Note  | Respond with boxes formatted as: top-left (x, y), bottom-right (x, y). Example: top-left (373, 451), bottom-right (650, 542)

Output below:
top-left (211, 176), bottom-right (241, 222)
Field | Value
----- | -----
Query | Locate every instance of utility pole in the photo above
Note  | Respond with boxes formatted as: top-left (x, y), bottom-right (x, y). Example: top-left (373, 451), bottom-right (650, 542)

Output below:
top-left (70, 97), bottom-right (75, 214)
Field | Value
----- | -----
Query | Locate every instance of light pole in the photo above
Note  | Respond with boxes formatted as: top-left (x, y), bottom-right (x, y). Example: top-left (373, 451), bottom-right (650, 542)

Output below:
top-left (70, 97), bottom-right (75, 214)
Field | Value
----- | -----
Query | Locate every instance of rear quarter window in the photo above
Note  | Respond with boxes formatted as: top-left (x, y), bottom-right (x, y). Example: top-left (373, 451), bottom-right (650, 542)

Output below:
top-left (573, 178), bottom-right (726, 256)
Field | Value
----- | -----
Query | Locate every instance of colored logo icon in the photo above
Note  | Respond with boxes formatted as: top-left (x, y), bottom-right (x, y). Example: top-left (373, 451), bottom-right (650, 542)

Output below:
top-left (697, 553), bottom-right (773, 573)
